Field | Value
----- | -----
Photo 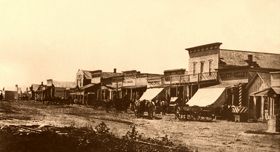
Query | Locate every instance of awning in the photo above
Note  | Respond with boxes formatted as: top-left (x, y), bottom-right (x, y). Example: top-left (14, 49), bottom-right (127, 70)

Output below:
top-left (139, 88), bottom-right (164, 101)
top-left (272, 87), bottom-right (280, 94)
top-left (170, 97), bottom-right (178, 103)
top-left (252, 87), bottom-right (280, 96)
top-left (208, 80), bottom-right (247, 88)
top-left (81, 83), bottom-right (99, 90)
top-left (187, 87), bottom-right (226, 108)
top-left (122, 85), bottom-right (147, 89)
top-left (252, 89), bottom-right (270, 96)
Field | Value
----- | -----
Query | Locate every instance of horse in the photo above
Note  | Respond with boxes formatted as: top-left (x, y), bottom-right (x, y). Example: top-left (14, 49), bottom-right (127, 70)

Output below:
top-left (134, 100), bottom-right (156, 119)
top-left (158, 100), bottom-right (168, 115)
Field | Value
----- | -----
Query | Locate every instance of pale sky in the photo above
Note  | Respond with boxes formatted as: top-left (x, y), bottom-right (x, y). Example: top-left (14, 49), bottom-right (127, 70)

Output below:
top-left (0, 0), bottom-right (280, 90)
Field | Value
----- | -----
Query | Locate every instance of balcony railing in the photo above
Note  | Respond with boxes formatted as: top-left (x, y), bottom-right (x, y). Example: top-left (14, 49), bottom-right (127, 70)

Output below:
top-left (163, 72), bottom-right (218, 85)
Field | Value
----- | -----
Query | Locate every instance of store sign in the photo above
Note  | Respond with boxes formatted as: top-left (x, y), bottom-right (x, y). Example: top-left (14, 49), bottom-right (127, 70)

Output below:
top-left (171, 75), bottom-right (181, 84)
top-left (123, 78), bottom-right (136, 87)
top-left (135, 78), bottom-right (147, 86)
top-left (147, 80), bottom-right (162, 88)
top-left (91, 77), bottom-right (101, 84)
top-left (112, 81), bottom-right (123, 88)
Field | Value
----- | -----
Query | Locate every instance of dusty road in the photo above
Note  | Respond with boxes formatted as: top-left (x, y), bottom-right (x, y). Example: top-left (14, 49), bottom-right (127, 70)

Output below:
top-left (0, 100), bottom-right (279, 152)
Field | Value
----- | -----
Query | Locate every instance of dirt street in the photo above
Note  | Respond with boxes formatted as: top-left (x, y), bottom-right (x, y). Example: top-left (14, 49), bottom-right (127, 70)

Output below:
top-left (0, 100), bottom-right (279, 152)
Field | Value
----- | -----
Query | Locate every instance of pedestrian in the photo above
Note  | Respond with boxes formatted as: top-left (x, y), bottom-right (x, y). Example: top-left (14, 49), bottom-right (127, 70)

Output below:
top-left (105, 98), bottom-right (110, 113)
top-left (0, 92), bottom-right (3, 101)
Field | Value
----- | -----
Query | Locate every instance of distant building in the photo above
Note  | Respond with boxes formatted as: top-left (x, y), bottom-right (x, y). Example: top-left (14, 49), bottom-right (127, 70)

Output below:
top-left (46, 79), bottom-right (76, 100)
top-left (73, 69), bottom-right (122, 105)
top-left (76, 69), bottom-right (95, 88)
top-left (72, 68), bottom-right (162, 106)
top-left (30, 84), bottom-right (40, 100)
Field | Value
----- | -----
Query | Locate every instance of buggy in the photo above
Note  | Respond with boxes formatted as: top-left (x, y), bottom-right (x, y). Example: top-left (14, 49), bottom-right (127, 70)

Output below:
top-left (175, 105), bottom-right (216, 121)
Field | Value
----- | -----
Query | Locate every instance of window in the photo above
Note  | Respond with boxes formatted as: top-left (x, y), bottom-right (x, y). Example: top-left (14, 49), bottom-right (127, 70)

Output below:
top-left (200, 61), bottom-right (205, 73)
top-left (193, 62), bottom-right (197, 74)
top-left (209, 59), bottom-right (213, 74)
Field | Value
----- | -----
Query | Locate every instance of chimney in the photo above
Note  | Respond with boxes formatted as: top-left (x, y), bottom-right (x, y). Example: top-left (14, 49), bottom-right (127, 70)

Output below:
top-left (47, 79), bottom-right (53, 85)
top-left (114, 68), bottom-right (117, 73)
top-left (41, 81), bottom-right (44, 85)
top-left (248, 54), bottom-right (253, 63)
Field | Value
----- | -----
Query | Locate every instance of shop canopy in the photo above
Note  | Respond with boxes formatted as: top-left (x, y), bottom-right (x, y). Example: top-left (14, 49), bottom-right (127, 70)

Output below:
top-left (187, 87), bottom-right (226, 108)
top-left (81, 83), bottom-right (100, 90)
top-left (170, 97), bottom-right (178, 103)
top-left (253, 87), bottom-right (280, 96)
top-left (272, 87), bottom-right (280, 94)
top-left (139, 88), bottom-right (164, 101)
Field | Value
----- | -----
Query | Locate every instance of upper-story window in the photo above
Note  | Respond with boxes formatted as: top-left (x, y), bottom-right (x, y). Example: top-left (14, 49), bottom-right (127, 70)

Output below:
top-left (209, 59), bottom-right (213, 74)
top-left (193, 62), bottom-right (197, 75)
top-left (200, 61), bottom-right (205, 73)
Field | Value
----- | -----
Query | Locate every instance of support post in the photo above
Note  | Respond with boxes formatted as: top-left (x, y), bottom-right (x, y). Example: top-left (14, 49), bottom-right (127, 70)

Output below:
top-left (253, 96), bottom-right (257, 120)
top-left (260, 96), bottom-right (264, 121)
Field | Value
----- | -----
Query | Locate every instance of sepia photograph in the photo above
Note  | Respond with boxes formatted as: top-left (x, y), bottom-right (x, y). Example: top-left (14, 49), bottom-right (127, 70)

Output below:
top-left (0, 0), bottom-right (280, 151)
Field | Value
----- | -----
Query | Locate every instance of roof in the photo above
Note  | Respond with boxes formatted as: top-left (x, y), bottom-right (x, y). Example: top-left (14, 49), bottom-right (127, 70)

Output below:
top-left (81, 83), bottom-right (99, 90)
top-left (209, 80), bottom-right (247, 88)
top-left (220, 49), bottom-right (280, 70)
top-left (272, 87), bottom-right (280, 94)
top-left (252, 86), bottom-right (280, 96)
top-left (101, 72), bottom-right (122, 79)
top-left (247, 72), bottom-right (271, 89)
top-left (31, 84), bottom-right (40, 91)
top-left (185, 42), bottom-right (222, 51)
top-left (51, 81), bottom-right (76, 88)
top-left (77, 69), bottom-right (96, 79)
top-left (164, 69), bottom-right (186, 73)
top-left (84, 71), bottom-right (93, 79)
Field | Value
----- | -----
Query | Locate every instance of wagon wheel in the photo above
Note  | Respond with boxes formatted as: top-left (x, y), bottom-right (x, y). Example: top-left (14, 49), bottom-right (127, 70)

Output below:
top-left (184, 113), bottom-right (189, 120)
top-left (188, 113), bottom-right (194, 120)
top-left (196, 114), bottom-right (202, 121)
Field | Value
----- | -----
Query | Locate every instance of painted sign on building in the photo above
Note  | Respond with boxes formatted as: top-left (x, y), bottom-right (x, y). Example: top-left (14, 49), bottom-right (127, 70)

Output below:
top-left (147, 78), bottom-right (162, 88)
top-left (123, 78), bottom-right (136, 87)
top-left (91, 77), bottom-right (101, 84)
top-left (170, 75), bottom-right (181, 84)
top-left (111, 81), bottom-right (123, 89)
top-left (135, 77), bottom-right (147, 86)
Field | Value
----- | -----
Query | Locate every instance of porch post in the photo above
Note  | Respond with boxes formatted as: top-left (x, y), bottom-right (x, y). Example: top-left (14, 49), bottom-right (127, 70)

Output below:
top-left (272, 98), bottom-right (275, 116)
top-left (231, 88), bottom-right (234, 106)
top-left (253, 96), bottom-right (257, 120)
top-left (130, 88), bottom-right (133, 100)
top-left (83, 92), bottom-right (85, 104)
top-left (260, 96), bottom-right (264, 121)
top-left (269, 97), bottom-right (273, 117)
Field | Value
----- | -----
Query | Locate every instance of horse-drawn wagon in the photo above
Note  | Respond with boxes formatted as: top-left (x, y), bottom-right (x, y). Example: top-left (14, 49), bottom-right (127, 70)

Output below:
top-left (134, 88), bottom-right (164, 119)
top-left (176, 105), bottom-right (216, 121)
top-left (176, 87), bottom-right (226, 121)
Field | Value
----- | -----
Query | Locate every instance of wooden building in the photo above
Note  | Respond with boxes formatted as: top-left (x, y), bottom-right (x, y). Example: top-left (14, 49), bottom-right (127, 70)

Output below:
top-left (248, 72), bottom-right (280, 122)
top-left (30, 84), bottom-right (40, 100)
top-left (46, 79), bottom-right (76, 100)
top-left (73, 69), bottom-right (122, 105)
top-left (181, 42), bottom-right (280, 120)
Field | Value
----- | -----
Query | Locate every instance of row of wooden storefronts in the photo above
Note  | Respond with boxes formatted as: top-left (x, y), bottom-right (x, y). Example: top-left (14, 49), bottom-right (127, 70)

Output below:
top-left (29, 43), bottom-right (280, 130)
